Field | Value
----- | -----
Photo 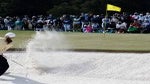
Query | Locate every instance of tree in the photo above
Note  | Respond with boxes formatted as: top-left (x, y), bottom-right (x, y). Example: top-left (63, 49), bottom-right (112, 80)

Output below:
top-left (0, 0), bottom-right (150, 16)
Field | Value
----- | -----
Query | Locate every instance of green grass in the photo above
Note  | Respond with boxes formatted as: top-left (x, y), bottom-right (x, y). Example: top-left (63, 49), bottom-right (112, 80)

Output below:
top-left (0, 30), bottom-right (150, 52)
top-left (64, 33), bottom-right (150, 52)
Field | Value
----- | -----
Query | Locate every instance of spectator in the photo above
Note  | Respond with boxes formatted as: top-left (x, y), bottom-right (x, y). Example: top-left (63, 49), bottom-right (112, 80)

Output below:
top-left (73, 15), bottom-right (81, 32)
top-left (141, 20), bottom-right (150, 33)
top-left (36, 18), bottom-right (44, 31)
top-left (127, 19), bottom-right (141, 33)
top-left (62, 15), bottom-right (72, 32)
top-left (22, 18), bottom-right (29, 30)
top-left (31, 16), bottom-right (37, 31)
top-left (101, 16), bottom-right (110, 32)
top-left (4, 16), bottom-right (11, 30)
top-left (116, 21), bottom-right (127, 33)
top-left (15, 18), bottom-right (23, 30)
top-left (84, 24), bottom-right (92, 33)
top-left (92, 22), bottom-right (100, 32)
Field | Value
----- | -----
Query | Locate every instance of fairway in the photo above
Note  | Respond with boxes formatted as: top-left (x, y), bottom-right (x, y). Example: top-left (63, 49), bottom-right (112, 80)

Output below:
top-left (0, 30), bottom-right (150, 52)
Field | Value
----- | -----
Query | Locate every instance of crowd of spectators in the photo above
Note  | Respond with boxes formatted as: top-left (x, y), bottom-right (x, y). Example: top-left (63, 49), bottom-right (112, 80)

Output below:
top-left (0, 12), bottom-right (150, 33)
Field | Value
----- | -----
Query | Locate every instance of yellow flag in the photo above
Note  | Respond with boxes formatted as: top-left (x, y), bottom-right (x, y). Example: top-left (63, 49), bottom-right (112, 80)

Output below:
top-left (107, 4), bottom-right (121, 12)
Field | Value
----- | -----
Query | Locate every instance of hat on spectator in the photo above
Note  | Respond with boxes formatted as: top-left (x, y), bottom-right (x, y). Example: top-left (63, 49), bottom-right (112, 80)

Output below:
top-left (134, 12), bottom-right (138, 15)
top-left (6, 16), bottom-right (9, 18)
top-left (140, 14), bottom-right (143, 16)
top-left (32, 16), bottom-right (36, 18)
top-left (146, 12), bottom-right (150, 15)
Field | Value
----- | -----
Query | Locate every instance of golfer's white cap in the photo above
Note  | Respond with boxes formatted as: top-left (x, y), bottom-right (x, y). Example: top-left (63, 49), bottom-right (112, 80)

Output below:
top-left (5, 32), bottom-right (16, 38)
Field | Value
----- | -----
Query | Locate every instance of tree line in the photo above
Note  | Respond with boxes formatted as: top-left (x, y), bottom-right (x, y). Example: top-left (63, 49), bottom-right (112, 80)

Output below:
top-left (0, 0), bottom-right (149, 17)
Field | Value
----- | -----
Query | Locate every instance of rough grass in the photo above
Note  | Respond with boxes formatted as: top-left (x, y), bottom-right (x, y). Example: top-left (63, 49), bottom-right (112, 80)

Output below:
top-left (0, 30), bottom-right (150, 52)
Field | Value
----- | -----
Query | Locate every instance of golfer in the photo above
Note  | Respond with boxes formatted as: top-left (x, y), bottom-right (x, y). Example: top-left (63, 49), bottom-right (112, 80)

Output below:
top-left (0, 32), bottom-right (16, 76)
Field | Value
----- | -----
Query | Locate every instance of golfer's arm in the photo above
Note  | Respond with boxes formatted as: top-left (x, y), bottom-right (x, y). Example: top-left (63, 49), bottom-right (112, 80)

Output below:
top-left (0, 44), bottom-right (13, 54)
top-left (3, 44), bottom-right (13, 52)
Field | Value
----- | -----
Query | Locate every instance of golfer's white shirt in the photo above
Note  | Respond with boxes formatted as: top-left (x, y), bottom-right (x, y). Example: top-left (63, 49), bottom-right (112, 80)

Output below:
top-left (0, 37), bottom-right (13, 55)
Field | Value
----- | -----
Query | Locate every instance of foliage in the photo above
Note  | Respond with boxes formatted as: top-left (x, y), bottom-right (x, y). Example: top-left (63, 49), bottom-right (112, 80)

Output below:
top-left (0, 0), bottom-right (149, 16)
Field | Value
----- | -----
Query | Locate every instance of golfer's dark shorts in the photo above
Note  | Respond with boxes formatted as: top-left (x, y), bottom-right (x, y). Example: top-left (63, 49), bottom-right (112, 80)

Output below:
top-left (0, 55), bottom-right (9, 76)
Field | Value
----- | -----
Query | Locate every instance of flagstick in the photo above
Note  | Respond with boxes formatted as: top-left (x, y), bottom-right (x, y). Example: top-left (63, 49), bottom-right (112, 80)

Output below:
top-left (103, 6), bottom-right (108, 37)
top-left (105, 10), bottom-right (108, 33)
